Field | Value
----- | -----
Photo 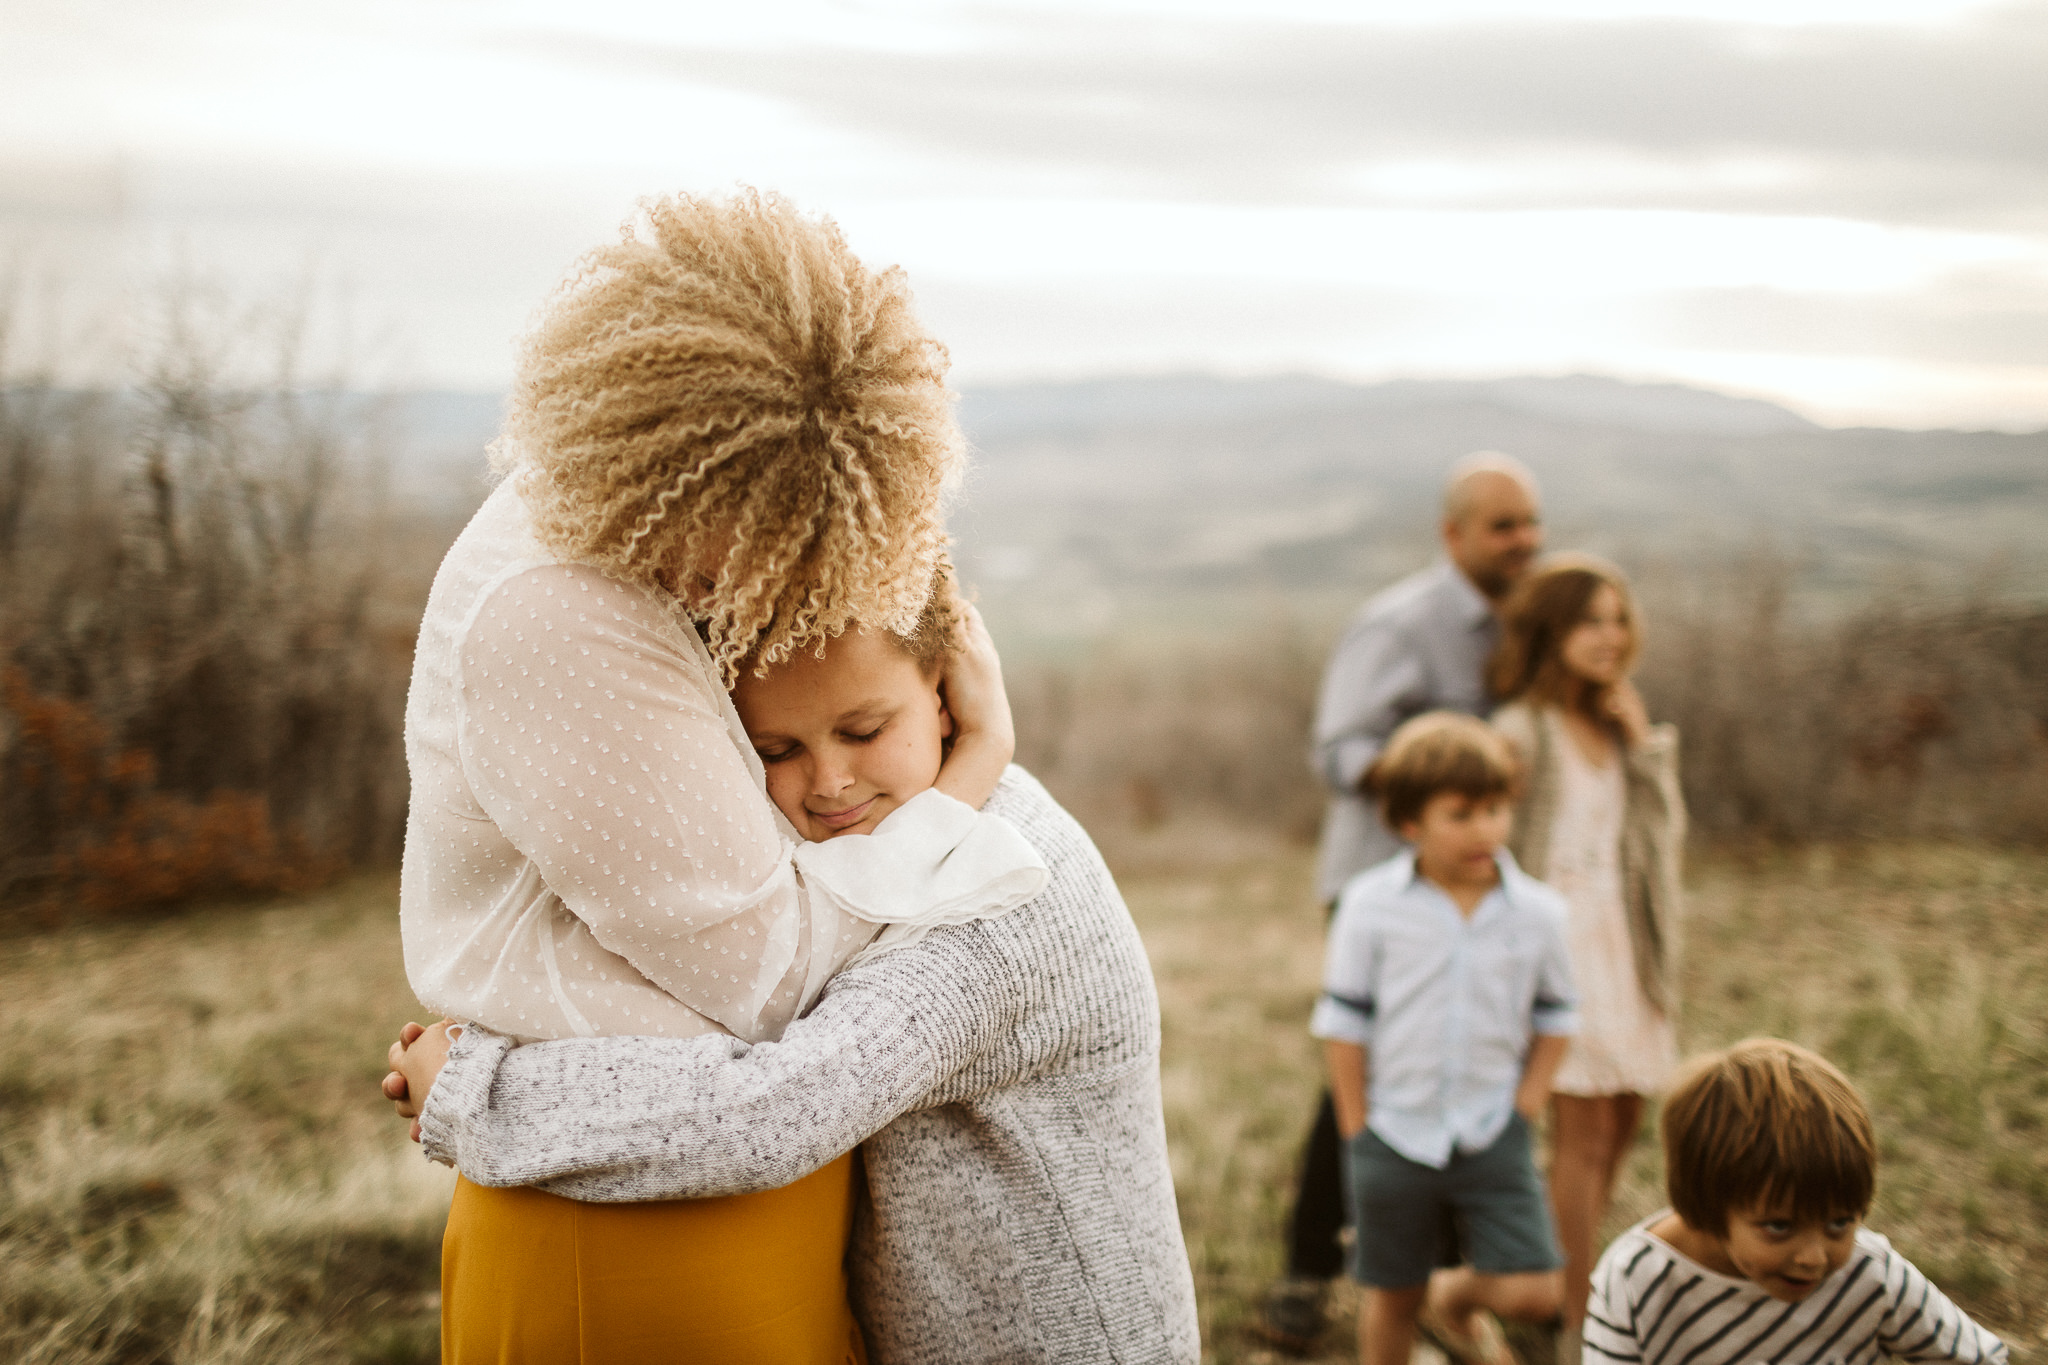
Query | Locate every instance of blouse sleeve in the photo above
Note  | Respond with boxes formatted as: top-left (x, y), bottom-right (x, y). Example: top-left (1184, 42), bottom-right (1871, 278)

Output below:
top-left (454, 562), bottom-right (1042, 1041)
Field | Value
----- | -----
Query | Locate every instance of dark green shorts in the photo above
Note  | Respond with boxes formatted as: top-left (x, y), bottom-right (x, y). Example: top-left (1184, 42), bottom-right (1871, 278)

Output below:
top-left (1342, 1112), bottom-right (1564, 1289)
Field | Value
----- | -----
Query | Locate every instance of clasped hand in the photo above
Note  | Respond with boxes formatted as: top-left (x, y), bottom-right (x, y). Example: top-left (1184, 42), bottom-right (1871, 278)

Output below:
top-left (381, 1019), bottom-right (461, 1143)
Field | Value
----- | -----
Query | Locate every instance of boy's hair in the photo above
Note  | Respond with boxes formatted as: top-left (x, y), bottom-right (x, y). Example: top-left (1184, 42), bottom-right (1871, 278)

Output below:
top-left (1662, 1038), bottom-right (1876, 1236)
top-left (496, 189), bottom-right (961, 687)
top-left (745, 557), bottom-right (966, 678)
top-left (886, 558), bottom-right (966, 673)
top-left (1364, 712), bottom-right (1520, 830)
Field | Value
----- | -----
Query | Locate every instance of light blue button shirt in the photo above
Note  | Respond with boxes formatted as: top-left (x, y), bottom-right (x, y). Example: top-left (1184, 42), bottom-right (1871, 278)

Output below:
top-left (1309, 850), bottom-right (1578, 1169)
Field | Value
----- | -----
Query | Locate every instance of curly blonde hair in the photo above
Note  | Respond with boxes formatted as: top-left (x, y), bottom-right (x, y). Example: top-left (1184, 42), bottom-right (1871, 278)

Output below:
top-left (494, 189), bottom-right (963, 684)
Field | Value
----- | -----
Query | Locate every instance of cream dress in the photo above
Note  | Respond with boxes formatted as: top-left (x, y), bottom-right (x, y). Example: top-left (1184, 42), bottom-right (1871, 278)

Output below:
top-left (400, 476), bottom-right (1047, 1046)
top-left (1546, 731), bottom-right (1679, 1097)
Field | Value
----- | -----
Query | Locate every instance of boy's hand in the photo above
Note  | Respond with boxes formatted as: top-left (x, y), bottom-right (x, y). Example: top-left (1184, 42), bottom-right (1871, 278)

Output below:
top-left (934, 604), bottom-right (1016, 810)
top-left (1324, 1039), bottom-right (1370, 1140)
top-left (382, 1020), bottom-right (461, 1142)
top-left (1515, 1034), bottom-right (1569, 1122)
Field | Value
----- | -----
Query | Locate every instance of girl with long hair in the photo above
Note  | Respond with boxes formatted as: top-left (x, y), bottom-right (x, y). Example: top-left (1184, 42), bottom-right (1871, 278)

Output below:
top-left (1487, 555), bottom-right (1685, 1359)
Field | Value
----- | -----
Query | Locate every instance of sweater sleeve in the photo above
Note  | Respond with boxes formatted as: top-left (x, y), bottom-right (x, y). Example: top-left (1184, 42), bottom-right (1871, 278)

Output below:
top-left (416, 915), bottom-right (1023, 1201)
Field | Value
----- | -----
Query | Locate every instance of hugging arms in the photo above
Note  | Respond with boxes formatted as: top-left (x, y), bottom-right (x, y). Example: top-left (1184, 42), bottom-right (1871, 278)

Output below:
top-left (391, 768), bottom-right (1201, 1364)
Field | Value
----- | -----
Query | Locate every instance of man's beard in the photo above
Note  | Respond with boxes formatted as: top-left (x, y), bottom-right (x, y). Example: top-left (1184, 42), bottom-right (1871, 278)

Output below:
top-left (1469, 557), bottom-right (1528, 601)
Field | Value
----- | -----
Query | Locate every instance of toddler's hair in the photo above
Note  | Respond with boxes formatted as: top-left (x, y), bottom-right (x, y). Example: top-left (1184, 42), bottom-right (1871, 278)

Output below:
top-left (1365, 712), bottom-right (1520, 830)
top-left (1662, 1038), bottom-right (1876, 1236)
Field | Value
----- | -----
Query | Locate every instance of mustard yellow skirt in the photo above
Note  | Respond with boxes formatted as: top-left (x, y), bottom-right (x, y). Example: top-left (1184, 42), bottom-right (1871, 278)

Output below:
top-left (442, 1153), bottom-right (867, 1365)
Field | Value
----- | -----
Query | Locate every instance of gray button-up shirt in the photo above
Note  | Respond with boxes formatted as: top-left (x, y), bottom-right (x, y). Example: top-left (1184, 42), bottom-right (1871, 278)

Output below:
top-left (1309, 560), bottom-right (1498, 902)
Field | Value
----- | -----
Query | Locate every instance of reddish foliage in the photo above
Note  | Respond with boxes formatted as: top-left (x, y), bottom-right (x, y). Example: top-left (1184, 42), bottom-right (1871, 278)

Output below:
top-left (3, 668), bottom-right (338, 911)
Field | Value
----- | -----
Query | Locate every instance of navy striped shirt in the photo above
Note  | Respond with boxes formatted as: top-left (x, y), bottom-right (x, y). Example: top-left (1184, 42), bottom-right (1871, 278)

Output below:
top-left (1585, 1215), bottom-right (2007, 1365)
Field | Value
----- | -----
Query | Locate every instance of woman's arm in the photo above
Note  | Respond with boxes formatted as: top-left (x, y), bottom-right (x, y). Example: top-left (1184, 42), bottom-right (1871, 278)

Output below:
top-left (403, 917), bottom-right (1023, 1200)
top-left (453, 565), bottom-right (807, 1035)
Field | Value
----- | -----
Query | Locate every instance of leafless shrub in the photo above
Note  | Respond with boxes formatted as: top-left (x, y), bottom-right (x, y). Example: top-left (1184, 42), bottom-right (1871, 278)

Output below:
top-left (1637, 559), bottom-right (2048, 843)
top-left (1010, 621), bottom-right (1327, 864)
top-left (0, 280), bottom-right (414, 914)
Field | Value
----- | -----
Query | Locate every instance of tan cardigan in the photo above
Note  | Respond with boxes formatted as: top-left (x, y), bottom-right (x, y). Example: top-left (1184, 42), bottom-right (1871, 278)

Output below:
top-left (1491, 700), bottom-right (1686, 1013)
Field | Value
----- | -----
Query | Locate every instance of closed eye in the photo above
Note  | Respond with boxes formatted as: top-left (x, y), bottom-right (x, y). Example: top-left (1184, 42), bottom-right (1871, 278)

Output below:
top-left (753, 743), bottom-right (801, 764)
top-left (842, 725), bottom-right (885, 743)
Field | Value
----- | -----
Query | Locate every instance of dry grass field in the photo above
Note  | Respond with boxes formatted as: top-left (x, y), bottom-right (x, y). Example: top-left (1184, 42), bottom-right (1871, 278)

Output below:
top-left (2, 841), bottom-right (2043, 1362)
top-left (0, 876), bottom-right (448, 1364)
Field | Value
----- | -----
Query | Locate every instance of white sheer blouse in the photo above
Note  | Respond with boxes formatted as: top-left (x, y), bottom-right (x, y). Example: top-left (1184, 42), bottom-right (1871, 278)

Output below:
top-left (400, 478), bottom-right (1045, 1045)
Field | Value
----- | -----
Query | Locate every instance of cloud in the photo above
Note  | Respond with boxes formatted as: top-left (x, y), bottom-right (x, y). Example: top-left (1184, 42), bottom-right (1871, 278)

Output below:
top-left (1645, 266), bottom-right (2048, 365)
top-left (908, 276), bottom-right (1459, 381)
top-left (510, 5), bottom-right (2048, 227)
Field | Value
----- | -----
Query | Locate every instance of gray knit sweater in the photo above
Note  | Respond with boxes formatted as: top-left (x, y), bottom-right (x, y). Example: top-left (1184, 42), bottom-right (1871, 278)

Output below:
top-left (418, 767), bottom-right (1201, 1365)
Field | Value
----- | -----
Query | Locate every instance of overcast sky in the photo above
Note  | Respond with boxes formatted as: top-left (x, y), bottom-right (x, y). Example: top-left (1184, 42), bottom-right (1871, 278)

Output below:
top-left (4, 0), bottom-right (2045, 427)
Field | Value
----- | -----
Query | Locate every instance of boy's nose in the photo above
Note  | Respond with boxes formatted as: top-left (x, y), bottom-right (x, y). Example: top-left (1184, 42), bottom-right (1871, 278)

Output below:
top-left (811, 756), bottom-right (856, 797)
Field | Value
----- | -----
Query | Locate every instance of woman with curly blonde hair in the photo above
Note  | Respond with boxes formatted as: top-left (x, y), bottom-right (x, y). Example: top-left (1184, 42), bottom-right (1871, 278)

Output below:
top-left (394, 191), bottom-right (1050, 1362)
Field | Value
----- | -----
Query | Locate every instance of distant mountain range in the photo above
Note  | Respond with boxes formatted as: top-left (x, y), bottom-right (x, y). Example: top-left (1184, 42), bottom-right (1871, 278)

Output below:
top-left (380, 374), bottom-right (2048, 649)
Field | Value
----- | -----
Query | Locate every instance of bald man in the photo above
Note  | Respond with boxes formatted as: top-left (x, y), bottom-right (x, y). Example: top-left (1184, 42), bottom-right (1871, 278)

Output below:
top-left (1260, 453), bottom-right (1544, 1354)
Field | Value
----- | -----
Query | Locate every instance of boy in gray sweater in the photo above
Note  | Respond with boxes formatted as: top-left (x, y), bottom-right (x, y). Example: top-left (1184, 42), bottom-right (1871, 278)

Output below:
top-left (386, 623), bottom-right (1200, 1365)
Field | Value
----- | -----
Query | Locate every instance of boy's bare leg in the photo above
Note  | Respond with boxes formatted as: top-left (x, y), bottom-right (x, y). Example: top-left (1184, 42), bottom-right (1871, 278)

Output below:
top-left (1360, 1285), bottom-right (1427, 1365)
top-left (1426, 1265), bottom-right (1563, 1329)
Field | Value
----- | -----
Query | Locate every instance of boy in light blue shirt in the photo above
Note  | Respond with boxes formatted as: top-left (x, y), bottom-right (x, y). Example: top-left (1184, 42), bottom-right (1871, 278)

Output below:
top-left (1311, 711), bottom-right (1578, 1365)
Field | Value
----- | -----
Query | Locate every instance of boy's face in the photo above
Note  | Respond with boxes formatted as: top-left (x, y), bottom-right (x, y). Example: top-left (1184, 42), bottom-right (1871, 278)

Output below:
top-left (1399, 791), bottom-right (1512, 887)
top-left (1719, 1203), bottom-right (1859, 1302)
top-left (732, 629), bottom-right (951, 842)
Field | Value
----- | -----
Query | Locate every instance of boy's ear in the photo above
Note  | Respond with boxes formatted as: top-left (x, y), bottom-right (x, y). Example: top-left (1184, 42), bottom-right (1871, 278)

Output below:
top-left (1395, 818), bottom-right (1420, 844)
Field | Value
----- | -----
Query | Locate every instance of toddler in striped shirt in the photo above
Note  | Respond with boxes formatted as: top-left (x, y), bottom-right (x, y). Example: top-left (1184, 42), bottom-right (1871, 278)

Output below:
top-left (1585, 1039), bottom-right (2007, 1365)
